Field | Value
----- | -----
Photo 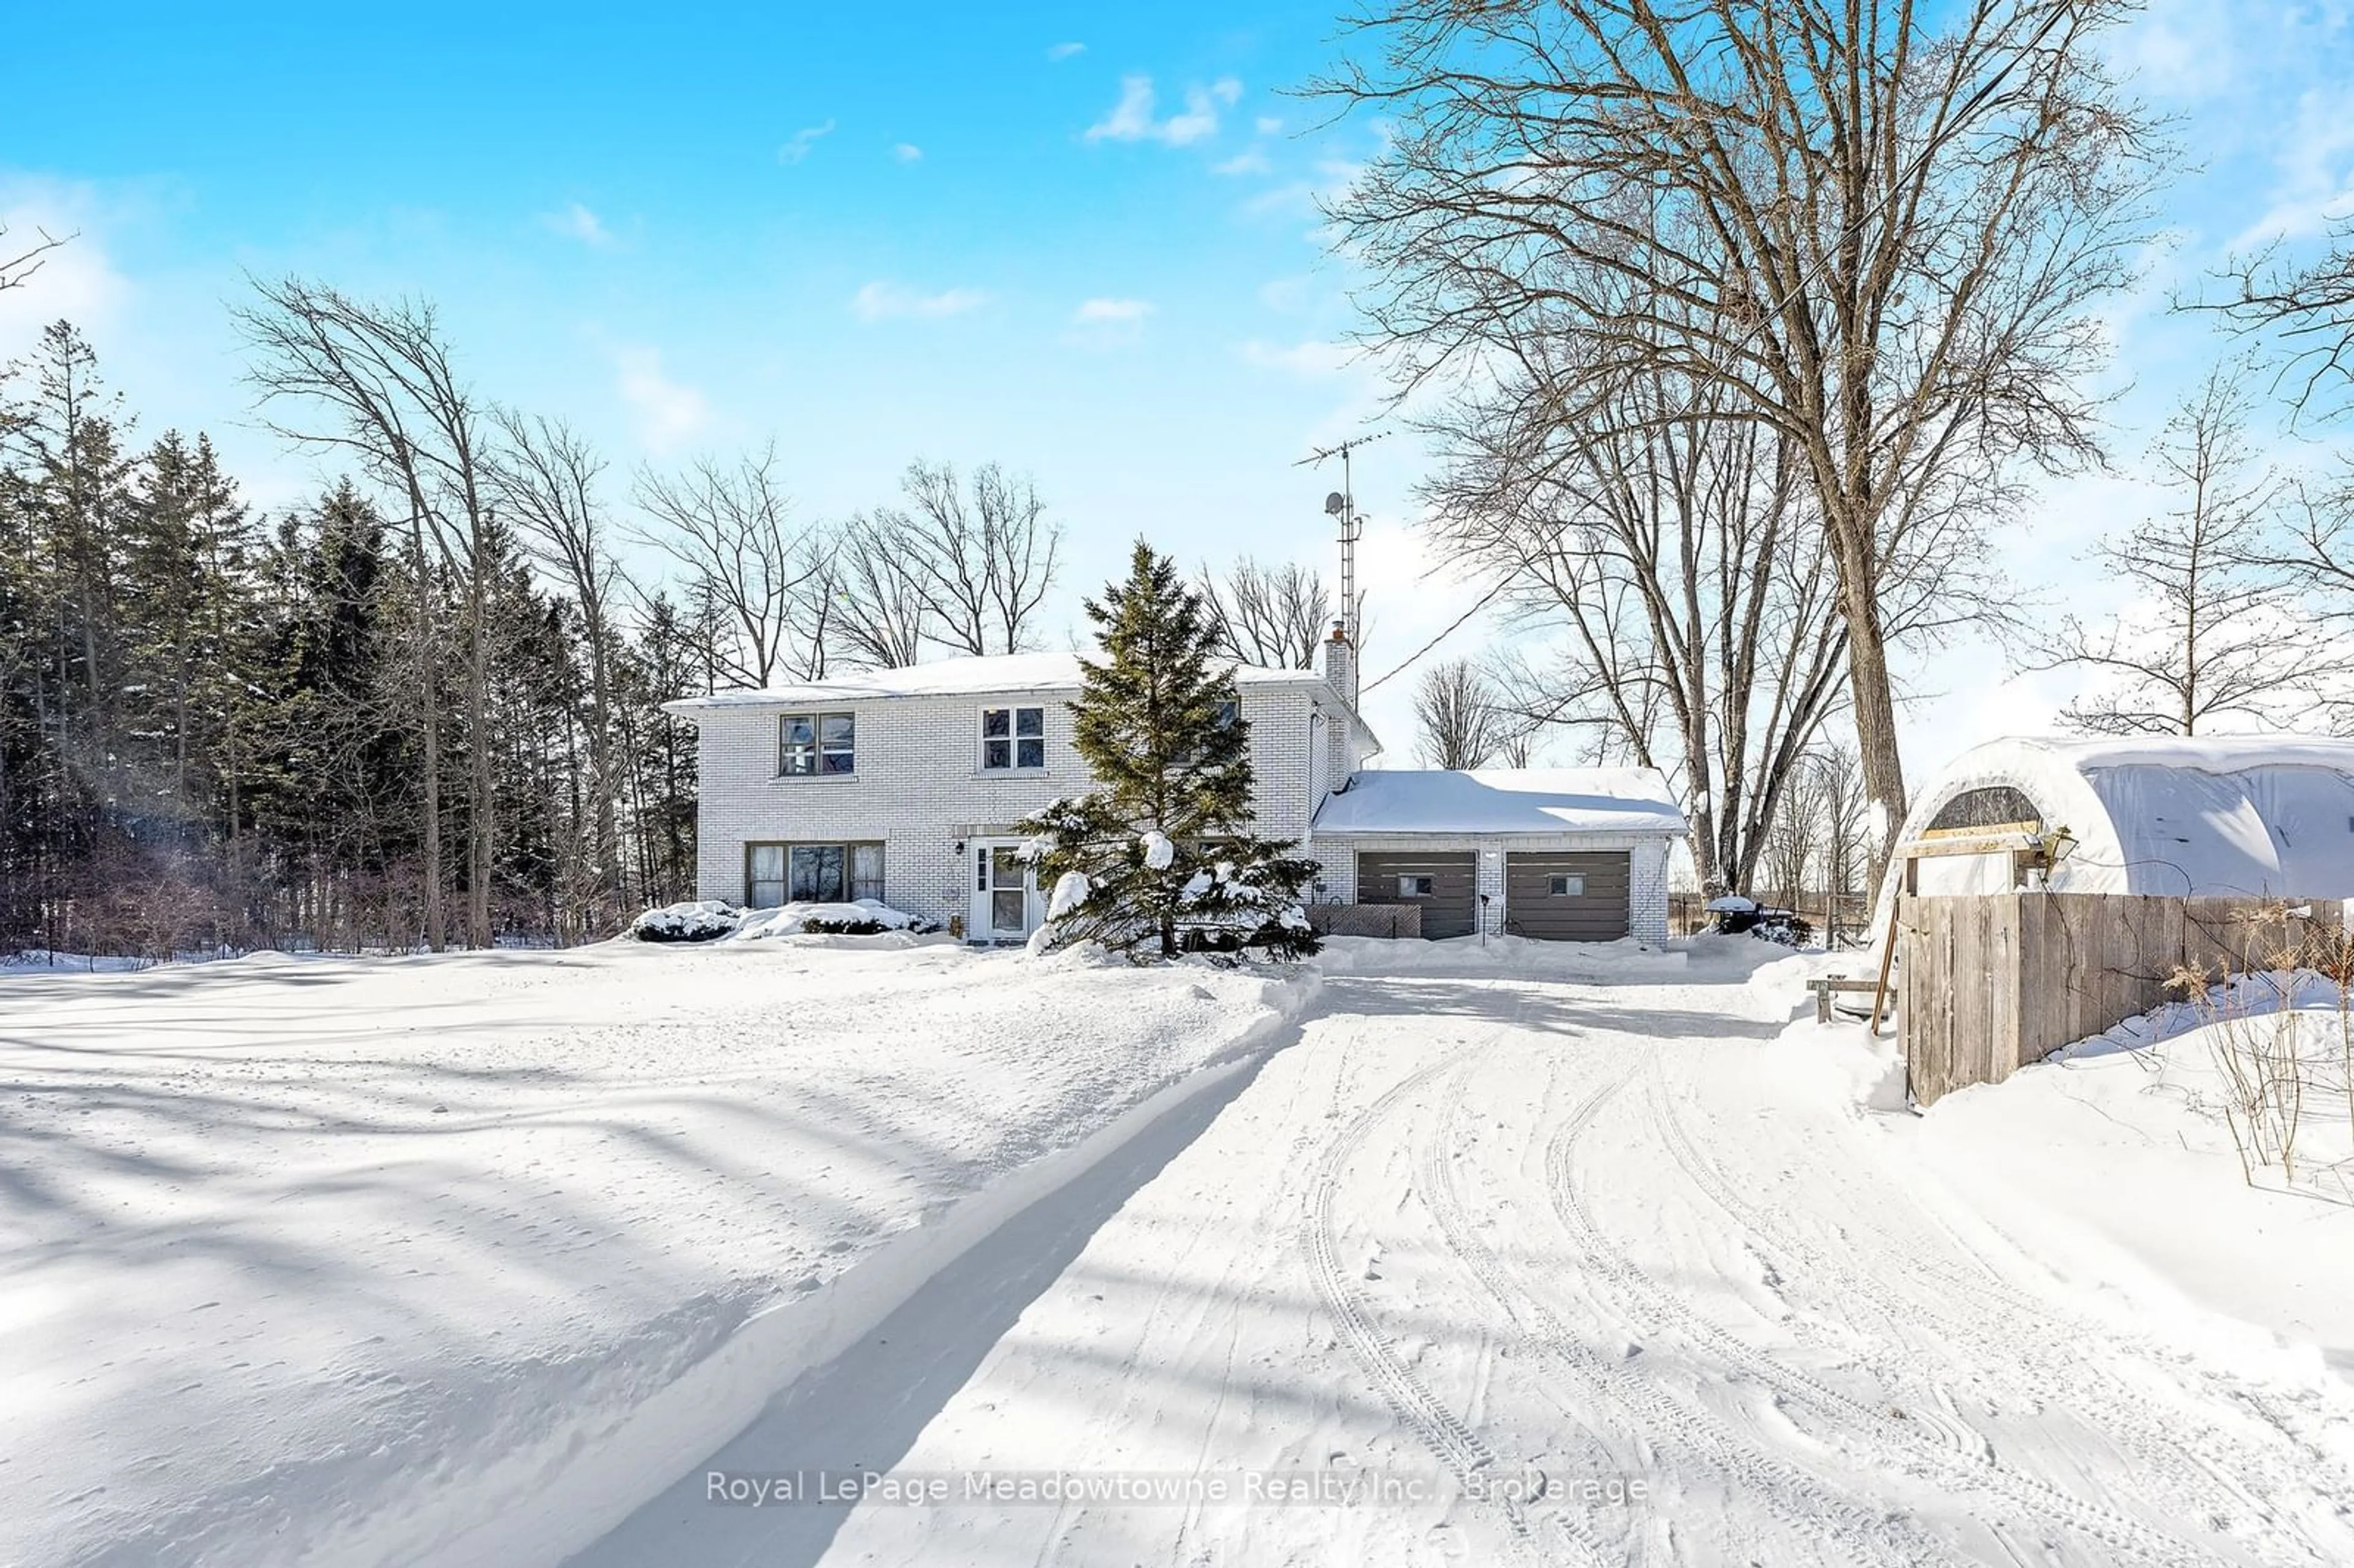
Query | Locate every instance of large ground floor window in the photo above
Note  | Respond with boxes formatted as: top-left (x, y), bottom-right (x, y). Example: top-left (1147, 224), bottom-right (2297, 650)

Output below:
top-left (746, 841), bottom-right (884, 907)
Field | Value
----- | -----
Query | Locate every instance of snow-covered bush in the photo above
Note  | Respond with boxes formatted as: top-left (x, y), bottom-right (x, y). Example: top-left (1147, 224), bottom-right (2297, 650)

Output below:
top-left (629, 901), bottom-right (742, 943)
top-left (730, 901), bottom-right (938, 940)
top-left (631, 899), bottom-right (939, 943)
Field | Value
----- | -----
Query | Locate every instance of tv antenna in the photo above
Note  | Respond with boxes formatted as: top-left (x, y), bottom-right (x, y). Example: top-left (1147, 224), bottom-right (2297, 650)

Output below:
top-left (1297, 431), bottom-right (1386, 644)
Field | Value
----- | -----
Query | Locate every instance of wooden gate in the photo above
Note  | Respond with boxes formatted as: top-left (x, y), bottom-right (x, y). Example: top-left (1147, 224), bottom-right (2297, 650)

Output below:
top-left (1897, 893), bottom-right (2346, 1105)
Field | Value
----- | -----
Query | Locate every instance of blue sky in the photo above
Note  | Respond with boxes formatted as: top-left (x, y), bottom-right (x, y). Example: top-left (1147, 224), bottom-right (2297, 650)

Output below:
top-left (4, 1), bottom-right (2353, 780)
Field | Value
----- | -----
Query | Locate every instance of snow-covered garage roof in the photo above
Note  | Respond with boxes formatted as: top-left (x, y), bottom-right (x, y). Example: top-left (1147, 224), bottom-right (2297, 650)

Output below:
top-left (1312, 767), bottom-right (1688, 837)
top-left (1887, 734), bottom-right (2354, 902)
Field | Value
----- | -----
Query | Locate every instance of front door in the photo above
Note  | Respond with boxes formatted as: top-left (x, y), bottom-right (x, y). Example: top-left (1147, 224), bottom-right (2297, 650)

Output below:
top-left (971, 843), bottom-right (1038, 943)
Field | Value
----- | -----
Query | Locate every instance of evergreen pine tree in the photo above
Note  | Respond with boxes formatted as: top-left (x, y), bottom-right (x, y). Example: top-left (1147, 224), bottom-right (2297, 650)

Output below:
top-left (1021, 539), bottom-right (1319, 961)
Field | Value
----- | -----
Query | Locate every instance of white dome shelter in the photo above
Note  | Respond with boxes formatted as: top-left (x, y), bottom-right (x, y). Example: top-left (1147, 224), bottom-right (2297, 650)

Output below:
top-left (1867, 734), bottom-right (2354, 1106)
top-left (1876, 733), bottom-right (2354, 919)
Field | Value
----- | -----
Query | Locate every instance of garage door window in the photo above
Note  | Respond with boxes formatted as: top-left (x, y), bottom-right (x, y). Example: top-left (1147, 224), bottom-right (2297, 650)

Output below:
top-left (1547, 874), bottom-right (1586, 896)
top-left (1398, 875), bottom-right (1435, 897)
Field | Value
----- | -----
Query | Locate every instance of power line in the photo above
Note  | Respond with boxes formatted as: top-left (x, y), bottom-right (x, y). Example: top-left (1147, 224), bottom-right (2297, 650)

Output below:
top-left (1351, 2), bottom-right (2082, 698)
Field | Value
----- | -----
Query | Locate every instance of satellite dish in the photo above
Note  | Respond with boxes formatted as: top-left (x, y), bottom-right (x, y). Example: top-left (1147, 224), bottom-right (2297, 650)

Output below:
top-left (1324, 491), bottom-right (1347, 516)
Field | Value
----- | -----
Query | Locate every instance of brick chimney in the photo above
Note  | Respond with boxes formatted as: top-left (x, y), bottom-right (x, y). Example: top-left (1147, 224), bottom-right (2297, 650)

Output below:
top-left (1322, 618), bottom-right (1358, 711)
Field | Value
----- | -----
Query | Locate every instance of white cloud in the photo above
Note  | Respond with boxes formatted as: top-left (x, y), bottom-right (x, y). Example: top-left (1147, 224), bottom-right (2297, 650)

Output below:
top-left (1238, 338), bottom-right (1357, 379)
top-left (541, 202), bottom-right (611, 246)
top-left (893, 143), bottom-right (924, 163)
top-left (1255, 115), bottom-right (1283, 137)
top-left (1046, 41), bottom-right (1086, 62)
top-left (777, 120), bottom-right (836, 164)
top-left (1085, 75), bottom-right (1243, 147)
top-left (0, 184), bottom-right (127, 349)
top-left (614, 347), bottom-right (710, 453)
top-left (2106, 0), bottom-right (2245, 104)
top-left (1066, 297), bottom-right (1154, 348)
top-left (851, 281), bottom-right (988, 321)
top-left (1257, 275), bottom-right (1312, 313)
top-left (1213, 149), bottom-right (1270, 177)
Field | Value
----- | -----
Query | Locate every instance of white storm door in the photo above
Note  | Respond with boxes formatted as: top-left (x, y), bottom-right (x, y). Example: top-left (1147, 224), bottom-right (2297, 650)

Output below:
top-left (970, 843), bottom-right (1038, 941)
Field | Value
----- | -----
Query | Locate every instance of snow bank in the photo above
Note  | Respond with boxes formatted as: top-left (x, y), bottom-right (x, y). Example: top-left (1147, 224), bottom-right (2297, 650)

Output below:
top-left (1314, 931), bottom-right (1691, 981)
top-left (1902, 978), bottom-right (2354, 1352)
top-left (0, 941), bottom-right (1316, 1568)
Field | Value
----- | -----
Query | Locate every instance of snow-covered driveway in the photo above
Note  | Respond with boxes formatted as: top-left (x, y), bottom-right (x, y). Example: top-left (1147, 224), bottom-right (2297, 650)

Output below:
top-left (582, 953), bottom-right (2354, 1568)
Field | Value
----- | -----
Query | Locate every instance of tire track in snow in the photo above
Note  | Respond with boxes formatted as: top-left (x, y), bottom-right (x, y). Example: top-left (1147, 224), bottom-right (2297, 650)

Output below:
top-left (1543, 1054), bottom-right (2231, 1568)
top-left (1299, 1033), bottom-right (1537, 1553)
top-left (1415, 1046), bottom-right (1949, 1568)
top-left (1637, 1051), bottom-right (2354, 1566)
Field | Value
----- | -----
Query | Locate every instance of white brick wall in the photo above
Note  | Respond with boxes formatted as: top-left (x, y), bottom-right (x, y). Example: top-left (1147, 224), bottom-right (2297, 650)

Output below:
top-left (1307, 832), bottom-right (1675, 945)
top-left (689, 679), bottom-right (1354, 931)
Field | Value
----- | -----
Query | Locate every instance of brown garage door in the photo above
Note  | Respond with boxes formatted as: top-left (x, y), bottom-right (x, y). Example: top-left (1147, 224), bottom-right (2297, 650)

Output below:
top-left (1504, 851), bottom-right (1631, 941)
top-left (1356, 850), bottom-right (1479, 940)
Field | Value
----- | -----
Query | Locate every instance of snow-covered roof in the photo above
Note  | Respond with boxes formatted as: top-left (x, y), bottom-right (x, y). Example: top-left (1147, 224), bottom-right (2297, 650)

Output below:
top-left (664, 651), bottom-right (1341, 712)
top-left (1311, 767), bottom-right (1689, 837)
top-left (1883, 733), bottom-right (2354, 904)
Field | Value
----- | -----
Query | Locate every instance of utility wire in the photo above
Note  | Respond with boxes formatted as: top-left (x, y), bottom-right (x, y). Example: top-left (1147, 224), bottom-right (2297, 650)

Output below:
top-left (1355, 0), bottom-right (2084, 699)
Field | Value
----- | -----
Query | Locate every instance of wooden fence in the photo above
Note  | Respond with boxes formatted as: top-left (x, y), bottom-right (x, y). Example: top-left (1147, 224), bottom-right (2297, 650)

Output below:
top-left (1897, 893), bottom-right (2347, 1105)
top-left (1307, 903), bottom-right (1423, 940)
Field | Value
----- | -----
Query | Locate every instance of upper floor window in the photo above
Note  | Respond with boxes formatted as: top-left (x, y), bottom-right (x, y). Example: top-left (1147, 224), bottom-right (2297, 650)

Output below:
top-left (1178, 698), bottom-right (1241, 767)
top-left (781, 711), bottom-right (855, 777)
top-left (981, 706), bottom-right (1046, 771)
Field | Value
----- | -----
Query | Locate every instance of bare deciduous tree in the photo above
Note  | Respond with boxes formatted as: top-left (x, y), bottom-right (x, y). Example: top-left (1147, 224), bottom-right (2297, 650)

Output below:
top-left (0, 224), bottom-right (70, 295)
top-left (634, 444), bottom-right (828, 685)
top-left (1413, 657), bottom-right (1503, 769)
top-left (2214, 222), bottom-right (2354, 417)
top-left (1320, 0), bottom-right (2163, 847)
top-left (489, 410), bottom-right (625, 926)
top-left (2041, 360), bottom-right (2304, 736)
top-left (1198, 557), bottom-right (1332, 669)
top-left (885, 459), bottom-right (1062, 656)
top-left (828, 512), bottom-right (931, 669)
top-left (237, 278), bottom-right (505, 948)
top-left (1431, 339), bottom-right (1997, 894)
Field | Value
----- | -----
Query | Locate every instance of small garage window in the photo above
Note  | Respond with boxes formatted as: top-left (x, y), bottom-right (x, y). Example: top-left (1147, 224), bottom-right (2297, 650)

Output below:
top-left (1547, 874), bottom-right (1585, 897)
top-left (1397, 875), bottom-right (1435, 898)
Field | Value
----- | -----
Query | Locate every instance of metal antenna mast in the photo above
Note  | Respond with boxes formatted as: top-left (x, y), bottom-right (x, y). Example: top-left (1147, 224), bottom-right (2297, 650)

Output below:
top-left (1297, 432), bottom-right (1386, 644)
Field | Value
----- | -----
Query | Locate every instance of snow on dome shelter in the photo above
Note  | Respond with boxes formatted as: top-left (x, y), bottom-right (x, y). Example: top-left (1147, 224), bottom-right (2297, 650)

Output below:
top-left (1873, 733), bottom-right (2354, 928)
top-left (1867, 734), bottom-right (2354, 1105)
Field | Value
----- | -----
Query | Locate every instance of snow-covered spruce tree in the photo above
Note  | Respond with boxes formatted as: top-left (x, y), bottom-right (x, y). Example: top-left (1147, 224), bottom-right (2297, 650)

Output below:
top-left (1020, 540), bottom-right (1319, 961)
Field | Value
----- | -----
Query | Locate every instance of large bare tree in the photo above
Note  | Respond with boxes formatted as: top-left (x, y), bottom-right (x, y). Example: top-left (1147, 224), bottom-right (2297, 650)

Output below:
top-left (1198, 557), bottom-right (1333, 669)
top-left (0, 224), bottom-right (69, 295)
top-left (1434, 330), bottom-right (1995, 892)
top-left (236, 279), bottom-right (505, 948)
top-left (634, 444), bottom-right (829, 685)
top-left (1320, 0), bottom-right (2163, 847)
top-left (2215, 221), bottom-right (2354, 419)
top-left (828, 512), bottom-right (931, 669)
top-left (489, 410), bottom-right (626, 927)
top-left (890, 459), bottom-right (1062, 656)
top-left (2040, 360), bottom-right (2303, 735)
top-left (1412, 657), bottom-right (1503, 768)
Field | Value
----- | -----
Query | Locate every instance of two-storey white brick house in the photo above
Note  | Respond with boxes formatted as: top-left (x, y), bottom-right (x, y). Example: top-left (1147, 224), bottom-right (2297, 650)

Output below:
top-left (665, 641), bottom-right (1381, 943)
top-left (668, 626), bottom-right (1685, 945)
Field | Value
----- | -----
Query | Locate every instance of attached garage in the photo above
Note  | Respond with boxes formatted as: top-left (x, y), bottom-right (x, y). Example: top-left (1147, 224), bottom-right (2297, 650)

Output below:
top-left (1311, 769), bottom-right (1687, 945)
top-left (1355, 850), bottom-right (1479, 939)
top-left (1503, 851), bottom-right (1631, 941)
